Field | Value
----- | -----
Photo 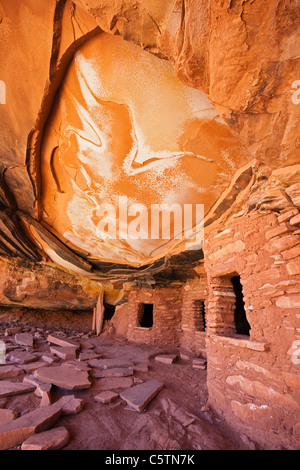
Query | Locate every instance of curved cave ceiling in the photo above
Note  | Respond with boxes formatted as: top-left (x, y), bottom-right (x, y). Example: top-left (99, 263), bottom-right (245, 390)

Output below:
top-left (25, 31), bottom-right (252, 281)
top-left (1, 0), bottom-right (297, 284)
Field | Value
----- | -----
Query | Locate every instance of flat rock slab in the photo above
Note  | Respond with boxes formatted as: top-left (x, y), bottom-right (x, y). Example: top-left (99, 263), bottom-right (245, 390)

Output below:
top-left (55, 395), bottom-right (85, 415)
top-left (50, 346), bottom-right (77, 361)
top-left (94, 391), bottom-right (119, 404)
top-left (23, 374), bottom-right (52, 397)
top-left (0, 365), bottom-right (24, 380)
top-left (47, 334), bottom-right (79, 349)
top-left (0, 409), bottom-right (19, 427)
top-left (120, 380), bottom-right (164, 412)
top-left (55, 396), bottom-right (84, 415)
top-left (154, 355), bottom-right (177, 364)
top-left (40, 392), bottom-right (52, 407)
top-left (3, 344), bottom-right (18, 353)
top-left (90, 368), bottom-right (134, 378)
top-left (18, 361), bottom-right (48, 373)
top-left (0, 381), bottom-right (36, 398)
top-left (41, 354), bottom-right (60, 364)
top-left (133, 363), bottom-right (149, 373)
top-left (14, 333), bottom-right (34, 347)
top-left (0, 404), bottom-right (62, 450)
top-left (91, 377), bottom-right (133, 391)
top-left (21, 426), bottom-right (70, 450)
top-left (88, 358), bottom-right (134, 370)
top-left (63, 361), bottom-right (91, 372)
top-left (79, 351), bottom-right (102, 361)
top-left (34, 366), bottom-right (91, 391)
top-left (80, 340), bottom-right (95, 350)
top-left (8, 351), bottom-right (38, 365)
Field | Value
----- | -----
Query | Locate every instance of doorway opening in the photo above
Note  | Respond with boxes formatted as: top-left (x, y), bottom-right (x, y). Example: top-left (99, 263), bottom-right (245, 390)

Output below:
top-left (104, 304), bottom-right (116, 321)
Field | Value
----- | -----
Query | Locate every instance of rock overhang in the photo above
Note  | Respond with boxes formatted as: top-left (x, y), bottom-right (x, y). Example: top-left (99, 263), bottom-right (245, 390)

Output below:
top-left (0, 0), bottom-right (298, 284)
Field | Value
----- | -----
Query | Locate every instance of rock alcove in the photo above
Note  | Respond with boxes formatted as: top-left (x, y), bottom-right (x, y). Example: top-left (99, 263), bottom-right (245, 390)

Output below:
top-left (0, 0), bottom-right (299, 451)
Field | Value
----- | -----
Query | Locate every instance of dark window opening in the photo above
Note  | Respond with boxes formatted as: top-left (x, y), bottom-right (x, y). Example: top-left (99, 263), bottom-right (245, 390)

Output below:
top-left (104, 304), bottom-right (116, 321)
top-left (194, 300), bottom-right (206, 331)
top-left (231, 276), bottom-right (250, 336)
top-left (139, 303), bottom-right (153, 328)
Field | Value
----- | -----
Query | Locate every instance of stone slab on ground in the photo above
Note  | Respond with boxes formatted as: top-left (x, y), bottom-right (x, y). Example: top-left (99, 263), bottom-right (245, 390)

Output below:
top-left (79, 351), bottom-right (102, 361)
top-left (0, 365), bottom-right (24, 380)
top-left (14, 333), bottom-right (34, 347)
top-left (88, 358), bottom-right (134, 370)
top-left (80, 340), bottom-right (95, 350)
top-left (94, 391), bottom-right (119, 404)
top-left (3, 344), bottom-right (22, 354)
top-left (23, 374), bottom-right (52, 401)
top-left (8, 351), bottom-right (38, 365)
top-left (154, 354), bottom-right (177, 364)
top-left (91, 377), bottom-right (133, 391)
top-left (133, 363), bottom-right (149, 372)
top-left (18, 361), bottom-right (48, 373)
top-left (90, 368), bottom-right (134, 378)
top-left (0, 409), bottom-right (19, 427)
top-left (54, 395), bottom-right (85, 415)
top-left (40, 391), bottom-right (52, 407)
top-left (63, 361), bottom-right (91, 371)
top-left (0, 404), bottom-right (62, 450)
top-left (119, 380), bottom-right (164, 412)
top-left (21, 426), bottom-right (70, 450)
top-left (41, 354), bottom-right (60, 364)
top-left (50, 346), bottom-right (78, 361)
top-left (34, 365), bottom-right (91, 391)
top-left (0, 381), bottom-right (36, 398)
top-left (47, 334), bottom-right (79, 349)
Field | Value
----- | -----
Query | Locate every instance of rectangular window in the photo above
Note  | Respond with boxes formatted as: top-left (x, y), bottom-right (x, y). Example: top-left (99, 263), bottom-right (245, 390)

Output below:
top-left (231, 276), bottom-right (250, 336)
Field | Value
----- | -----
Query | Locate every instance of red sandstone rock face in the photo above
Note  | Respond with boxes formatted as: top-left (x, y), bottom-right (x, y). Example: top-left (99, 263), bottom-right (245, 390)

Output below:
top-left (1, 2), bottom-right (300, 451)
top-left (39, 31), bottom-right (249, 266)
top-left (0, 256), bottom-right (103, 309)
top-left (73, 0), bottom-right (300, 168)
top-left (0, 0), bottom-right (299, 284)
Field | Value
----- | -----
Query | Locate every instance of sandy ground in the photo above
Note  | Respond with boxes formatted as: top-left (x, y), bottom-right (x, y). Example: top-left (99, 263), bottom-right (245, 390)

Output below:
top-left (0, 308), bottom-right (251, 451)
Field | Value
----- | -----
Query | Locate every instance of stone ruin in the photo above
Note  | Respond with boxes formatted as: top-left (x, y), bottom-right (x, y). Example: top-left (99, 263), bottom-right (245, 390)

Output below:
top-left (0, 0), bottom-right (299, 451)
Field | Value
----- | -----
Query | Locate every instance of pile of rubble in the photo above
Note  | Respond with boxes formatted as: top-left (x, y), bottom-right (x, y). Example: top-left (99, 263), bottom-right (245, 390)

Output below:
top-left (0, 324), bottom-right (207, 450)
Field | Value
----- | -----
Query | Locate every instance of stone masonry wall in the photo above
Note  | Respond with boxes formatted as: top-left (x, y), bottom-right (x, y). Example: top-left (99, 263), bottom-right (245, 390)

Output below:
top-left (203, 209), bottom-right (300, 449)
top-left (180, 277), bottom-right (208, 357)
top-left (121, 279), bottom-right (208, 354)
top-left (125, 284), bottom-right (183, 346)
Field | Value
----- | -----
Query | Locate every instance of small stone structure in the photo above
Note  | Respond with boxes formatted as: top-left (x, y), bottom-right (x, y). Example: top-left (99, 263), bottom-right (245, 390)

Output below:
top-left (115, 278), bottom-right (207, 357)
top-left (203, 209), bottom-right (300, 450)
top-left (111, 207), bottom-right (300, 449)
